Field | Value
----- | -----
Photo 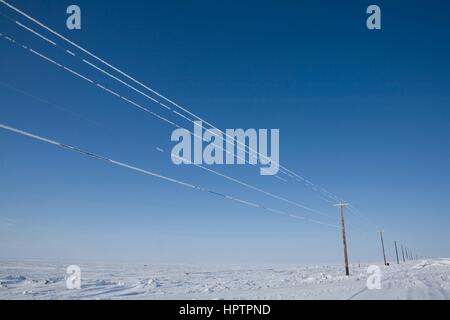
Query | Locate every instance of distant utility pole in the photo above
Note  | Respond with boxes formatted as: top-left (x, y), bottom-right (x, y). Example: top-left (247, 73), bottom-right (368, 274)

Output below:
top-left (379, 230), bottom-right (387, 266)
top-left (401, 245), bottom-right (405, 262)
top-left (394, 241), bottom-right (400, 264)
top-left (334, 202), bottom-right (350, 276)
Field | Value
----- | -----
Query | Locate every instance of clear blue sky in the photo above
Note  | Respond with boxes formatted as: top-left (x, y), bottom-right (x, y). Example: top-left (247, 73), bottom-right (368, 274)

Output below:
top-left (0, 0), bottom-right (449, 265)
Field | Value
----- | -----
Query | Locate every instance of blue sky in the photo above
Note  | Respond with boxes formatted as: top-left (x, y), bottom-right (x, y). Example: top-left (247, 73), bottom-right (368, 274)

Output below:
top-left (0, 0), bottom-right (449, 265)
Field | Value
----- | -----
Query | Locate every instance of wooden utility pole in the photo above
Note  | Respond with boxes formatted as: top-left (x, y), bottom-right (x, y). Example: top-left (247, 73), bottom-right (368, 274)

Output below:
top-left (401, 245), bottom-right (405, 262)
top-left (334, 202), bottom-right (350, 276)
top-left (379, 230), bottom-right (387, 266)
top-left (394, 241), bottom-right (400, 264)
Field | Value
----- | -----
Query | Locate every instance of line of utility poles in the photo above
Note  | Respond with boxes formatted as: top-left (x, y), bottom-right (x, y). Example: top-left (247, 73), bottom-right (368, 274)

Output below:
top-left (332, 203), bottom-right (429, 276)
top-left (386, 242), bottom-right (424, 263)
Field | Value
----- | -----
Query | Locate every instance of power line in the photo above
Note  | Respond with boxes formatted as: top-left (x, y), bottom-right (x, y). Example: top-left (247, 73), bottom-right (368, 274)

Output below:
top-left (0, 81), bottom-right (105, 129)
top-left (0, 123), bottom-right (340, 229)
top-left (347, 204), bottom-right (380, 230)
top-left (0, 24), bottom-right (378, 239)
top-left (0, 0), bottom-right (365, 216)
top-left (169, 152), bottom-right (336, 221)
top-left (1, 1), bottom-right (391, 255)
top-left (0, 31), bottom-right (337, 222)
top-left (2, 3), bottom-right (384, 234)
top-left (0, 1), bottom-right (435, 265)
top-left (0, 31), bottom-right (182, 130)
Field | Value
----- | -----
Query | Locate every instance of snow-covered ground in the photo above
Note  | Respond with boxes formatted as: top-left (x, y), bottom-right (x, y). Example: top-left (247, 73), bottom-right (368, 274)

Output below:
top-left (0, 258), bottom-right (449, 300)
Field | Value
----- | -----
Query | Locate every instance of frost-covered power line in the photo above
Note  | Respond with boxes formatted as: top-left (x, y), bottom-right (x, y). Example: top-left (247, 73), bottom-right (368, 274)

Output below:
top-left (0, 31), bottom-right (337, 222)
top-left (0, 0), bottom-right (359, 206)
top-left (0, 123), bottom-right (340, 229)
top-left (0, 0), bottom-right (380, 231)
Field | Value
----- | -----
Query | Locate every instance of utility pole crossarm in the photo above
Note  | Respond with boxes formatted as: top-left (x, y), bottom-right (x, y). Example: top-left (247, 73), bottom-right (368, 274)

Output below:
top-left (333, 203), bottom-right (349, 207)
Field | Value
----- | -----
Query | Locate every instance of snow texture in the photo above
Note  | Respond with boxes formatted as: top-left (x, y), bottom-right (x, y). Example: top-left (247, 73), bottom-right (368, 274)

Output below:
top-left (0, 258), bottom-right (449, 300)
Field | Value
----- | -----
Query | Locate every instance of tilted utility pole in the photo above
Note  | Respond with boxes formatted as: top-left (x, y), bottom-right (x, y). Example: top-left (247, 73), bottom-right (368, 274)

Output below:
top-left (394, 241), bottom-right (400, 264)
top-left (334, 202), bottom-right (350, 276)
top-left (379, 230), bottom-right (387, 266)
top-left (401, 245), bottom-right (405, 262)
